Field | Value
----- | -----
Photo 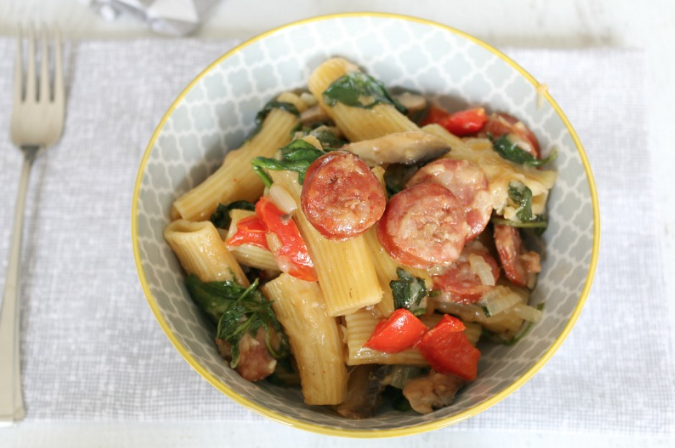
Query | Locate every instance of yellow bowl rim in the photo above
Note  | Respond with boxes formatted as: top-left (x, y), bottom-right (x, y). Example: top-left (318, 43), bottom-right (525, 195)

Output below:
top-left (131, 11), bottom-right (600, 439)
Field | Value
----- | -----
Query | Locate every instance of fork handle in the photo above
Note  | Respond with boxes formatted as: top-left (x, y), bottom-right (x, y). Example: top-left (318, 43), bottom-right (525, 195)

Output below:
top-left (0, 145), bottom-right (39, 424)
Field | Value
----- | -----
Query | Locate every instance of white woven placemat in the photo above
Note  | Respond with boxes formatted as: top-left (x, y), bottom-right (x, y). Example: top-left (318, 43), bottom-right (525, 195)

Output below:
top-left (0, 38), bottom-right (672, 433)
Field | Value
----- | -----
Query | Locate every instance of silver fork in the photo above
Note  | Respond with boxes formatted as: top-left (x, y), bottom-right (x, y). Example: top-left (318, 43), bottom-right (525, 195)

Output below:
top-left (0, 25), bottom-right (64, 425)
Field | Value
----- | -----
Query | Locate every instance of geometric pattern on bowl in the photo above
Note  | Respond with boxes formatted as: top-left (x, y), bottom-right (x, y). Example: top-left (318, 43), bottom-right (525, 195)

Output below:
top-left (132, 13), bottom-right (599, 437)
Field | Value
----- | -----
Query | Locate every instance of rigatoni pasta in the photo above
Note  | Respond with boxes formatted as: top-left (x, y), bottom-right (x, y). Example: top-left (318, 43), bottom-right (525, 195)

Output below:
top-left (263, 273), bottom-right (347, 405)
top-left (171, 92), bottom-right (307, 221)
top-left (308, 58), bottom-right (419, 141)
top-left (164, 219), bottom-right (248, 285)
top-left (225, 209), bottom-right (279, 271)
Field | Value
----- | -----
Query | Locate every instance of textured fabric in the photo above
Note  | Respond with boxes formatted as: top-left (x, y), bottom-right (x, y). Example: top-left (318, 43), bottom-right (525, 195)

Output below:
top-left (0, 39), bottom-right (672, 432)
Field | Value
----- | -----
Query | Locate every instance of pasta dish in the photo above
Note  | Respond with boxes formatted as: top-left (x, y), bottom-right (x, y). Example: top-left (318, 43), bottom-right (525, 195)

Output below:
top-left (163, 57), bottom-right (556, 417)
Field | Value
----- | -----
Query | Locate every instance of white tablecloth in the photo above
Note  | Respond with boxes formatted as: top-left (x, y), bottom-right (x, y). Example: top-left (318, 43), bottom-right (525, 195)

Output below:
top-left (0, 38), bottom-right (672, 433)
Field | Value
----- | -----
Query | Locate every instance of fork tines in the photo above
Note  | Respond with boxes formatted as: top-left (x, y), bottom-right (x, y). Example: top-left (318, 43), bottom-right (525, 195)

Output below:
top-left (14, 25), bottom-right (63, 106)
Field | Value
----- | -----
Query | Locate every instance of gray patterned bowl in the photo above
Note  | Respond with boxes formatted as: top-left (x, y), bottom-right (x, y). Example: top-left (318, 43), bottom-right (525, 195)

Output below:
top-left (132, 13), bottom-right (599, 437)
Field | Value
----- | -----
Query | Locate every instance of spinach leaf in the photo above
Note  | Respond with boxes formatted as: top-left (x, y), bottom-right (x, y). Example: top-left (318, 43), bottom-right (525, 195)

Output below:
top-left (185, 274), bottom-right (289, 369)
top-left (291, 122), bottom-right (347, 149)
top-left (382, 386), bottom-right (413, 412)
top-left (491, 216), bottom-right (548, 231)
top-left (248, 100), bottom-right (300, 140)
top-left (490, 134), bottom-right (557, 167)
top-left (185, 273), bottom-right (243, 323)
top-left (323, 72), bottom-right (407, 115)
top-left (508, 182), bottom-right (534, 222)
top-left (490, 181), bottom-right (548, 234)
top-left (210, 201), bottom-right (256, 229)
top-left (252, 165), bottom-right (274, 188)
top-left (310, 128), bottom-right (347, 150)
top-left (216, 278), bottom-right (289, 367)
top-left (390, 268), bottom-right (427, 316)
top-left (383, 164), bottom-right (418, 197)
top-left (289, 120), bottom-right (332, 137)
top-left (251, 139), bottom-right (325, 185)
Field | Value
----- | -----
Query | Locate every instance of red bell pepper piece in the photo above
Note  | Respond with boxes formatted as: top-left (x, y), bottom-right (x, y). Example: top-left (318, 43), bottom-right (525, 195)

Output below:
top-left (418, 315), bottom-right (480, 381)
top-left (420, 104), bottom-right (451, 127)
top-left (421, 105), bottom-right (487, 136)
top-left (442, 108), bottom-right (487, 136)
top-left (225, 215), bottom-right (270, 250)
top-left (436, 314), bottom-right (466, 332)
top-left (364, 309), bottom-right (428, 353)
top-left (255, 197), bottom-right (317, 282)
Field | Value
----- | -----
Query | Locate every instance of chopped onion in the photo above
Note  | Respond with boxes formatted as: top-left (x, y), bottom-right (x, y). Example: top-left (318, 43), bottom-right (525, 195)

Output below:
top-left (370, 166), bottom-right (386, 191)
top-left (269, 184), bottom-right (297, 214)
top-left (301, 135), bottom-right (323, 150)
top-left (479, 286), bottom-right (522, 317)
top-left (462, 321), bottom-right (482, 346)
top-left (468, 253), bottom-right (496, 286)
top-left (512, 303), bottom-right (543, 322)
top-left (300, 92), bottom-right (317, 107)
top-left (428, 265), bottom-right (447, 276)
top-left (300, 105), bottom-right (329, 124)
top-left (382, 365), bottom-right (423, 389)
top-left (432, 295), bottom-right (486, 321)
top-left (266, 232), bottom-right (283, 253)
top-left (275, 255), bottom-right (292, 274)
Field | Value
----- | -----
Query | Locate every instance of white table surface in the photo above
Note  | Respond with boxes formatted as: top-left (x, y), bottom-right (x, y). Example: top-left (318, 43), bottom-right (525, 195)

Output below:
top-left (0, 0), bottom-right (673, 447)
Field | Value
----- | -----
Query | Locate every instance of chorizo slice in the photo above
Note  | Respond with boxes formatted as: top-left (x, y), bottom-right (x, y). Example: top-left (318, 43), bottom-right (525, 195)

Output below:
top-left (301, 151), bottom-right (386, 240)
top-left (482, 112), bottom-right (540, 158)
top-left (493, 224), bottom-right (542, 288)
top-left (407, 158), bottom-right (492, 241)
top-left (377, 182), bottom-right (469, 268)
top-left (432, 241), bottom-right (501, 304)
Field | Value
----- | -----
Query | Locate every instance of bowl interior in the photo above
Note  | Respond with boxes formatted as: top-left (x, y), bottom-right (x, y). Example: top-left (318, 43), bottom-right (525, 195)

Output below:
top-left (133, 14), bottom-right (597, 436)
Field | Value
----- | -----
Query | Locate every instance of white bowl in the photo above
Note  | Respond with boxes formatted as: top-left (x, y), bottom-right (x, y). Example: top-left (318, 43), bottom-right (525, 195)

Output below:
top-left (132, 13), bottom-right (599, 437)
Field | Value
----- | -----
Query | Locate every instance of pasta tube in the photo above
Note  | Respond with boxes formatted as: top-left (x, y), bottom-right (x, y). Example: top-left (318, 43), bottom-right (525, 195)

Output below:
top-left (263, 273), bottom-right (347, 405)
top-left (225, 209), bottom-right (279, 271)
top-left (164, 219), bottom-right (248, 285)
top-left (308, 58), bottom-right (419, 142)
top-left (171, 92), bottom-right (308, 221)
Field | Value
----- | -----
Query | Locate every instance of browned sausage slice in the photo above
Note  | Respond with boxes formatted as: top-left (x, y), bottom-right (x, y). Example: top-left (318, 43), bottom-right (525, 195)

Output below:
top-left (493, 224), bottom-right (542, 288)
top-left (432, 241), bottom-right (501, 304)
top-left (301, 151), bottom-right (386, 240)
top-left (377, 183), bottom-right (469, 268)
top-left (407, 159), bottom-right (492, 241)
top-left (483, 112), bottom-right (540, 158)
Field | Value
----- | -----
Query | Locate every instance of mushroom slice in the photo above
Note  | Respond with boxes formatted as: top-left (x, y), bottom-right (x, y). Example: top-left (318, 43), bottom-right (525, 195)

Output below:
top-left (403, 372), bottom-right (464, 414)
top-left (300, 105), bottom-right (331, 125)
top-left (394, 92), bottom-right (427, 115)
top-left (342, 131), bottom-right (450, 167)
top-left (334, 365), bottom-right (386, 419)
